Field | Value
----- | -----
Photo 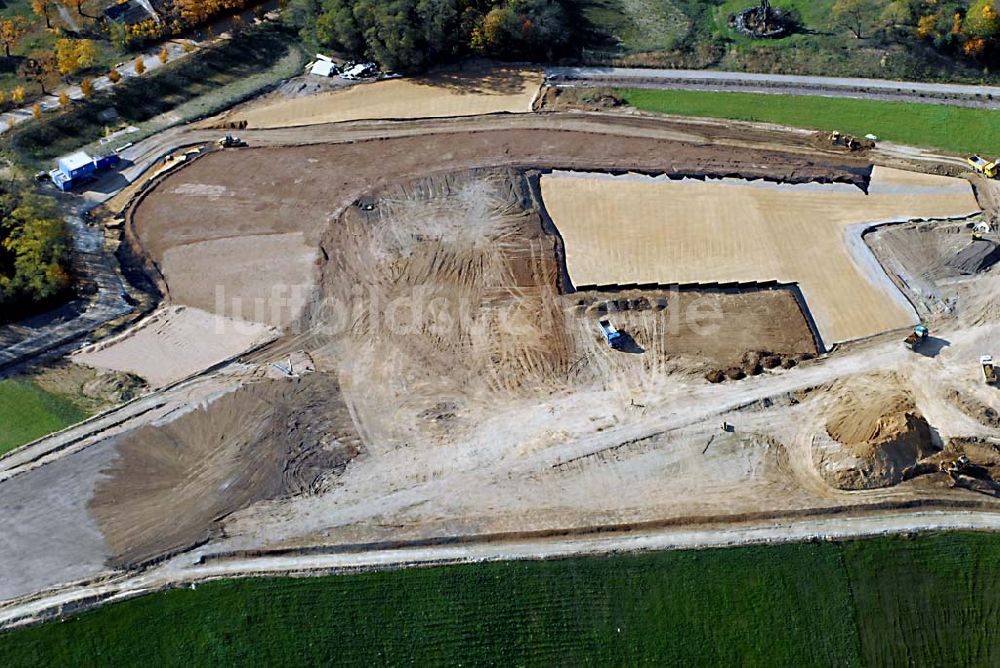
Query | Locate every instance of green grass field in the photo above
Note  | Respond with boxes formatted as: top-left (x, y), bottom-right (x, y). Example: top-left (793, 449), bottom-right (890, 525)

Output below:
top-left (0, 378), bottom-right (87, 454)
top-left (3, 532), bottom-right (1000, 665)
top-left (621, 88), bottom-right (1000, 155)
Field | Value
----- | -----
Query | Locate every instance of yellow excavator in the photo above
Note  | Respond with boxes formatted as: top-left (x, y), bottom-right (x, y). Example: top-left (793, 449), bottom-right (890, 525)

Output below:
top-left (967, 155), bottom-right (999, 178)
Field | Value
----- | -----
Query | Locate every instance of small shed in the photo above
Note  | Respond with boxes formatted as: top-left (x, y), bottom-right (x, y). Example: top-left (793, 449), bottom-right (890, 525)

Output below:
top-left (310, 60), bottom-right (337, 77)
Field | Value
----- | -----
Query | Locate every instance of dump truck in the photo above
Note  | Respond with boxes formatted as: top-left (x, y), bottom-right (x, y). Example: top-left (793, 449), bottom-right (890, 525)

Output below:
top-left (599, 319), bottom-right (624, 349)
top-left (967, 155), bottom-right (999, 178)
top-left (217, 134), bottom-right (247, 148)
top-left (904, 324), bottom-right (929, 351)
top-left (983, 355), bottom-right (997, 384)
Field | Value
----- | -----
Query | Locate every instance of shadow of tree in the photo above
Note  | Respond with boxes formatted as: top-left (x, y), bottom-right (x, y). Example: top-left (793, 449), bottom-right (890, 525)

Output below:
top-left (409, 66), bottom-right (536, 97)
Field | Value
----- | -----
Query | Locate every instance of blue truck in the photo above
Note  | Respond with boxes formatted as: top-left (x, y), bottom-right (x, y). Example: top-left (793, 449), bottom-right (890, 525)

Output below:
top-left (599, 319), bottom-right (625, 349)
top-left (49, 151), bottom-right (121, 191)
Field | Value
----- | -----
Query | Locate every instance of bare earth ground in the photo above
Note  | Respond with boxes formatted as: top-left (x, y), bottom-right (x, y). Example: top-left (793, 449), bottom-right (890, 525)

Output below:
top-left (539, 168), bottom-right (979, 344)
top-left (217, 69), bottom-right (542, 129)
top-left (71, 305), bottom-right (278, 387)
top-left (573, 287), bottom-right (817, 369)
top-left (160, 232), bottom-right (318, 328)
top-left (2, 105), bottom-right (1000, 626)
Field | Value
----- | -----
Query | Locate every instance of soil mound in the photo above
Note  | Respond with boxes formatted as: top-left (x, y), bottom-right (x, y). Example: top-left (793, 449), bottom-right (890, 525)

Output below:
top-left (89, 372), bottom-right (361, 567)
top-left (82, 372), bottom-right (145, 404)
top-left (947, 240), bottom-right (1000, 275)
top-left (820, 375), bottom-right (936, 489)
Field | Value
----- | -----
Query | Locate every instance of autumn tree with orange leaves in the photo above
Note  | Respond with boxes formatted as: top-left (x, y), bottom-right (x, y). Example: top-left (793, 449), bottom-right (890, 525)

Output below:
top-left (0, 18), bottom-right (27, 59)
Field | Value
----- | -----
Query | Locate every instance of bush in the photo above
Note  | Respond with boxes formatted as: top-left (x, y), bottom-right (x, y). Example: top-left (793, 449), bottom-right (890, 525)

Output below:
top-left (297, 0), bottom-right (576, 71)
top-left (0, 191), bottom-right (73, 322)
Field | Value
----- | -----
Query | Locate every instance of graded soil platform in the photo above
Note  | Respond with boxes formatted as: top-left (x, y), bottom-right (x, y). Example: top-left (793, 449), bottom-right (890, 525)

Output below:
top-left (539, 168), bottom-right (979, 344)
top-left (228, 69), bottom-right (542, 129)
top-left (72, 306), bottom-right (278, 387)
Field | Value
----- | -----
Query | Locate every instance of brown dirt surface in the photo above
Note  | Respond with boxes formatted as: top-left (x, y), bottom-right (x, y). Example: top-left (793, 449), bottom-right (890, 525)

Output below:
top-left (89, 372), bottom-right (361, 567)
top-left (948, 389), bottom-right (1000, 430)
top-left (535, 86), bottom-right (625, 112)
top-left (130, 127), bottom-right (870, 332)
top-left (132, 129), bottom-right (867, 266)
top-left (160, 232), bottom-right (318, 328)
top-left (820, 373), bottom-right (936, 489)
top-left (539, 168), bottom-right (980, 344)
top-left (222, 69), bottom-right (542, 129)
top-left (574, 287), bottom-right (817, 369)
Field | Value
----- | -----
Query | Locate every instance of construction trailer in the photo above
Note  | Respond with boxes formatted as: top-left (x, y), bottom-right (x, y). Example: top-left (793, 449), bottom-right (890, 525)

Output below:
top-left (310, 54), bottom-right (337, 77)
top-left (49, 151), bottom-right (121, 191)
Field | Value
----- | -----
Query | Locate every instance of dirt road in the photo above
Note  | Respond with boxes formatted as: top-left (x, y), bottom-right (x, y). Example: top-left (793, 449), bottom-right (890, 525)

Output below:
top-left (3, 506), bottom-right (1000, 631)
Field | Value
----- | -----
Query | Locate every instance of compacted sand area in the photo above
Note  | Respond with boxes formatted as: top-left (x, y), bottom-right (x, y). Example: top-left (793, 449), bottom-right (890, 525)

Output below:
top-left (72, 306), bottom-right (278, 387)
top-left (539, 167), bottom-right (980, 344)
top-left (230, 69), bottom-right (542, 129)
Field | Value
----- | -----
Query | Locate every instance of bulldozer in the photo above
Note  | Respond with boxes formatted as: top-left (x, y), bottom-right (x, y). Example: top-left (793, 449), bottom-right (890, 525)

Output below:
top-left (829, 131), bottom-right (875, 151)
top-left (967, 155), bottom-right (999, 179)
top-left (217, 134), bottom-right (247, 148)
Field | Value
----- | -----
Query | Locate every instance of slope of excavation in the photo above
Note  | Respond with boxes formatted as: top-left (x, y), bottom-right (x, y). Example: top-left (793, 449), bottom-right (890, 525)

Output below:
top-left (225, 69), bottom-right (542, 129)
top-left (312, 169), bottom-right (574, 427)
top-left (89, 373), bottom-right (361, 568)
top-left (539, 167), bottom-right (980, 344)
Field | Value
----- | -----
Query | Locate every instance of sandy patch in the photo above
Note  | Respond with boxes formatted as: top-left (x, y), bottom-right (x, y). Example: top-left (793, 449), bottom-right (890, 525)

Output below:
top-left (73, 306), bottom-right (278, 387)
top-left (540, 167), bottom-right (980, 344)
top-left (235, 69), bottom-right (542, 128)
top-left (161, 233), bottom-right (318, 328)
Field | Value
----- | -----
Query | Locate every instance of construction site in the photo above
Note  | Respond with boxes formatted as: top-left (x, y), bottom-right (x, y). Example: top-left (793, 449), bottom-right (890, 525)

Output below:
top-left (1, 68), bottom-right (1000, 627)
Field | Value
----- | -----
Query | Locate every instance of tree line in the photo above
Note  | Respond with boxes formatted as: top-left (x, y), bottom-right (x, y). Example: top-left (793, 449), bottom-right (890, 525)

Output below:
top-left (0, 184), bottom-right (72, 322)
top-left (288, 0), bottom-right (576, 71)
top-left (833, 0), bottom-right (1000, 62)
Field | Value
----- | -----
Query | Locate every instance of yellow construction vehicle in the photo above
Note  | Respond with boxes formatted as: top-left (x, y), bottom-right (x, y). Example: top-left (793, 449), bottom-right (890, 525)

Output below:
top-left (967, 155), bottom-right (999, 178)
top-left (829, 131), bottom-right (874, 151)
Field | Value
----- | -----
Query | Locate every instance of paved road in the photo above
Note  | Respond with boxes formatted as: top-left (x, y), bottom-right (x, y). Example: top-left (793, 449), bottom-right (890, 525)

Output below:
top-left (546, 66), bottom-right (1000, 108)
